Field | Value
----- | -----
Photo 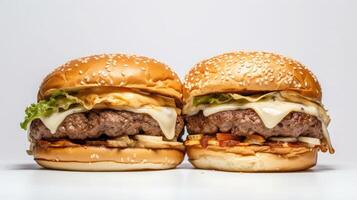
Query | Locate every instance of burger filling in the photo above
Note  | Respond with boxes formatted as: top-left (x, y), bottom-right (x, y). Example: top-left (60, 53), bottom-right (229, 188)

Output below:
top-left (186, 110), bottom-right (322, 139)
top-left (183, 91), bottom-right (334, 154)
top-left (30, 110), bottom-right (184, 140)
top-left (21, 88), bottom-right (185, 151)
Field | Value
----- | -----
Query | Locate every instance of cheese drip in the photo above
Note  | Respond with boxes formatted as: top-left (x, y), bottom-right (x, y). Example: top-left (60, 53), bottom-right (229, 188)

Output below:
top-left (126, 106), bottom-right (177, 140)
top-left (40, 106), bottom-right (177, 140)
top-left (40, 107), bottom-right (86, 134)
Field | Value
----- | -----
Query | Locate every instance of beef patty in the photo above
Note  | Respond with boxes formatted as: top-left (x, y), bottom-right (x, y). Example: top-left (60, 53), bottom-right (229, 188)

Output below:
top-left (185, 109), bottom-right (323, 139)
top-left (30, 109), bottom-right (184, 140)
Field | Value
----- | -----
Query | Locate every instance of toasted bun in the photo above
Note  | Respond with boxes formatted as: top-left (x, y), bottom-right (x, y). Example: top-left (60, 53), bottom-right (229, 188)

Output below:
top-left (186, 146), bottom-right (317, 172)
top-left (35, 160), bottom-right (179, 171)
top-left (33, 144), bottom-right (184, 171)
top-left (38, 54), bottom-right (182, 102)
top-left (184, 52), bottom-right (321, 102)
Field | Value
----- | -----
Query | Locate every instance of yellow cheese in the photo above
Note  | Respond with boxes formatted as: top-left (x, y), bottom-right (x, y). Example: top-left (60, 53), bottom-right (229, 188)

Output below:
top-left (321, 123), bottom-right (334, 153)
top-left (77, 88), bottom-right (177, 109)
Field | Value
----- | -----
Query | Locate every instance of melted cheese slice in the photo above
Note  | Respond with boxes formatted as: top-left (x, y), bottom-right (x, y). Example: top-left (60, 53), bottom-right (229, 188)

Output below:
top-left (125, 106), bottom-right (177, 140)
top-left (40, 107), bottom-right (86, 134)
top-left (40, 106), bottom-right (177, 140)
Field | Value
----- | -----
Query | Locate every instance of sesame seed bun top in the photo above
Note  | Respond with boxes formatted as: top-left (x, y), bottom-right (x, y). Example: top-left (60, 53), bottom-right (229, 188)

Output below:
top-left (183, 51), bottom-right (322, 102)
top-left (38, 54), bottom-right (183, 102)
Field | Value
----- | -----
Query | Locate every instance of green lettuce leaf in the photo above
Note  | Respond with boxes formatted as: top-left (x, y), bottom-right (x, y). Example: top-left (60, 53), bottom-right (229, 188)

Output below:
top-left (192, 94), bottom-right (233, 106)
top-left (20, 91), bottom-right (80, 130)
top-left (192, 92), bottom-right (276, 106)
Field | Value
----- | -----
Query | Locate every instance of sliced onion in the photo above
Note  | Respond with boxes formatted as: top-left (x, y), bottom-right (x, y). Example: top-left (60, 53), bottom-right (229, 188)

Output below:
top-left (107, 140), bottom-right (133, 148)
top-left (298, 136), bottom-right (321, 145)
top-left (184, 140), bottom-right (200, 146)
top-left (244, 134), bottom-right (265, 144)
top-left (135, 135), bottom-right (163, 142)
top-left (269, 137), bottom-right (297, 143)
top-left (137, 140), bottom-right (185, 151)
top-left (111, 136), bottom-right (131, 141)
top-left (188, 134), bottom-right (203, 140)
top-left (208, 139), bottom-right (219, 146)
top-left (107, 136), bottom-right (134, 147)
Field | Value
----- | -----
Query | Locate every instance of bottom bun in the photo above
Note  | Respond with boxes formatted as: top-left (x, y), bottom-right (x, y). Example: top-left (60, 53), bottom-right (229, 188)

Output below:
top-left (33, 144), bottom-right (184, 171)
top-left (35, 160), bottom-right (179, 171)
top-left (186, 146), bottom-right (318, 172)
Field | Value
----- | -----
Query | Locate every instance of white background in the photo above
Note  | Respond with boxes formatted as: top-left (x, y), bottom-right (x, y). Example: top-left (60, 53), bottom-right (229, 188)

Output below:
top-left (0, 0), bottom-right (356, 199)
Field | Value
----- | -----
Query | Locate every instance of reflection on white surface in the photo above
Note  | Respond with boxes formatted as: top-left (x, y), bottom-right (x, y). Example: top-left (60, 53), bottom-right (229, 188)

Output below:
top-left (1, 161), bottom-right (356, 200)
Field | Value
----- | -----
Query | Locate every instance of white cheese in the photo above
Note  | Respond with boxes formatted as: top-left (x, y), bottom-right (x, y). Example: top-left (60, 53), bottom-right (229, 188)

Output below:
top-left (126, 106), bottom-right (177, 140)
top-left (40, 107), bottom-right (86, 134)
top-left (40, 106), bottom-right (177, 140)
top-left (202, 100), bottom-right (320, 128)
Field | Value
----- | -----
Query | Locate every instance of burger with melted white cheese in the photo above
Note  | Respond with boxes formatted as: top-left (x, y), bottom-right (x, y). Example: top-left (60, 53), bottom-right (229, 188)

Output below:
top-left (183, 52), bottom-right (334, 172)
top-left (21, 54), bottom-right (185, 171)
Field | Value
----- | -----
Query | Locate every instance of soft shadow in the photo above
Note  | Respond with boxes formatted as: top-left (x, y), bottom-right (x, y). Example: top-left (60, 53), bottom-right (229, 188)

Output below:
top-left (175, 163), bottom-right (337, 173)
top-left (6, 163), bottom-right (191, 172)
top-left (177, 162), bottom-right (194, 169)
top-left (304, 164), bottom-right (336, 173)
top-left (6, 163), bottom-right (43, 171)
top-left (5, 163), bottom-right (336, 173)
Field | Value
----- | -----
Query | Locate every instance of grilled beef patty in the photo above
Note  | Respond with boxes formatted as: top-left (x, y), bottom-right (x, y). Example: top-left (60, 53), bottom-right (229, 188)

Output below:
top-left (185, 109), bottom-right (323, 138)
top-left (30, 109), bottom-right (184, 140)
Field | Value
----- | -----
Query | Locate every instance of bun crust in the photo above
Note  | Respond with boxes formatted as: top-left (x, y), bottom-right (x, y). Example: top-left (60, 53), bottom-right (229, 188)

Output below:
top-left (184, 52), bottom-right (321, 102)
top-left (35, 160), bottom-right (180, 171)
top-left (38, 54), bottom-right (182, 102)
top-left (33, 144), bottom-right (184, 171)
top-left (186, 146), bottom-right (318, 172)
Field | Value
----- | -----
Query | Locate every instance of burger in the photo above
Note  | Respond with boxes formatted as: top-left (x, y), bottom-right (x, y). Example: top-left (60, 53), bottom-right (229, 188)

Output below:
top-left (21, 54), bottom-right (185, 171)
top-left (183, 51), bottom-right (334, 172)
